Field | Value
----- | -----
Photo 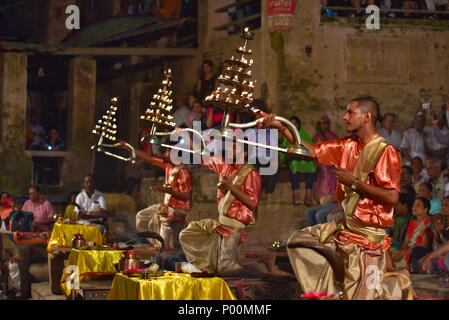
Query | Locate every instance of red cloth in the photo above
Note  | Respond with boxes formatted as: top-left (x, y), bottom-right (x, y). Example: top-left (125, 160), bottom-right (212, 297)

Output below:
top-left (149, 156), bottom-right (193, 211)
top-left (313, 133), bottom-right (401, 228)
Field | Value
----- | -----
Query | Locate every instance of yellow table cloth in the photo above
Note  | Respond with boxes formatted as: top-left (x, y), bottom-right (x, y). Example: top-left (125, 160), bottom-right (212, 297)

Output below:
top-left (47, 222), bottom-right (103, 255)
top-left (60, 248), bottom-right (123, 296)
top-left (108, 272), bottom-right (237, 300)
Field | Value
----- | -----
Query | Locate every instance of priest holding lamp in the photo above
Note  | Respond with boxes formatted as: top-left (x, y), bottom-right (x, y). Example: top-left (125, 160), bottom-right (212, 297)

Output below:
top-left (258, 96), bottom-right (414, 300)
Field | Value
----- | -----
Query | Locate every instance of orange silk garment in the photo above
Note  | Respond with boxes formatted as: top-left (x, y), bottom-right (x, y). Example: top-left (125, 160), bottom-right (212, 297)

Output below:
top-left (202, 156), bottom-right (261, 225)
top-left (150, 157), bottom-right (193, 211)
top-left (313, 133), bottom-right (401, 228)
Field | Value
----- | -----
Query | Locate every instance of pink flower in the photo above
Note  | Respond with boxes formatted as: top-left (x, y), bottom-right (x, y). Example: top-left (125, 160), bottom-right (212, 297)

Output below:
top-left (301, 291), bottom-right (334, 300)
top-left (73, 233), bottom-right (84, 237)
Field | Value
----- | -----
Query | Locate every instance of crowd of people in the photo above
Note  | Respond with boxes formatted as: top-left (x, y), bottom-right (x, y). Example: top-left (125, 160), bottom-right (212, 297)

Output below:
top-left (322, 0), bottom-right (449, 19)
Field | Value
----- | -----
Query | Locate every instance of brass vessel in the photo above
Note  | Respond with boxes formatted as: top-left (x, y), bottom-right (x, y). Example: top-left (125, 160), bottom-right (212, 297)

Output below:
top-left (122, 250), bottom-right (140, 270)
top-left (71, 233), bottom-right (86, 248)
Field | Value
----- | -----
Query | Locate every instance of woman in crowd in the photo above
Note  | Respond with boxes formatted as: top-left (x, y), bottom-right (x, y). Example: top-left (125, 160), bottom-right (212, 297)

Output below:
top-left (279, 116), bottom-right (317, 206)
top-left (190, 100), bottom-right (207, 132)
top-left (185, 92), bottom-right (199, 128)
top-left (196, 60), bottom-right (217, 101)
top-left (312, 115), bottom-right (338, 203)
top-left (392, 197), bottom-right (433, 270)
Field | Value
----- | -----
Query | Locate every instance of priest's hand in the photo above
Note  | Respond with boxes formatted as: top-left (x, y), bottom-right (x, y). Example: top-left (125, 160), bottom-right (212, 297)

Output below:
top-left (115, 141), bottom-right (130, 150)
top-left (257, 111), bottom-right (278, 129)
top-left (217, 175), bottom-right (231, 192)
top-left (332, 164), bottom-right (356, 186)
top-left (155, 185), bottom-right (171, 193)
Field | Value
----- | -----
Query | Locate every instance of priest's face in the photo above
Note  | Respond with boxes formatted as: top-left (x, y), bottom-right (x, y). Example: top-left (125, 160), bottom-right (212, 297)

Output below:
top-left (343, 101), bottom-right (366, 133)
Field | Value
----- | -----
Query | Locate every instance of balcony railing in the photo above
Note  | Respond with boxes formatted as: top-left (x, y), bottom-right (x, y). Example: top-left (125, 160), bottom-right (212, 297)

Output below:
top-left (213, 0), bottom-right (261, 32)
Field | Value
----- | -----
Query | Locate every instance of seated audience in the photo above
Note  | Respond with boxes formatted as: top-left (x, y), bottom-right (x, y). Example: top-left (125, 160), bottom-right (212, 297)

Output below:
top-left (425, 115), bottom-right (449, 165)
top-left (378, 112), bottom-right (402, 149)
top-left (1, 195), bottom-right (17, 230)
top-left (205, 107), bottom-right (234, 128)
top-left (172, 94), bottom-right (190, 127)
top-left (401, 165), bottom-right (419, 193)
top-left (390, 192), bottom-right (415, 249)
top-left (185, 92), bottom-right (199, 128)
top-left (25, 111), bottom-right (45, 150)
top-left (425, 159), bottom-right (449, 200)
top-left (189, 100), bottom-right (207, 131)
top-left (392, 197), bottom-right (433, 270)
top-left (312, 115), bottom-right (339, 203)
top-left (40, 128), bottom-right (65, 151)
top-left (21, 186), bottom-right (55, 231)
top-left (305, 195), bottom-right (338, 226)
top-left (74, 175), bottom-right (107, 234)
top-left (411, 156), bottom-right (430, 184)
top-left (421, 196), bottom-right (449, 273)
top-left (400, 112), bottom-right (427, 166)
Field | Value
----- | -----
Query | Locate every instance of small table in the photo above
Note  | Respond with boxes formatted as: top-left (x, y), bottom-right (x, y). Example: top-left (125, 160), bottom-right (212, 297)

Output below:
top-left (60, 248), bottom-right (123, 297)
top-left (108, 272), bottom-right (237, 300)
top-left (47, 222), bottom-right (103, 255)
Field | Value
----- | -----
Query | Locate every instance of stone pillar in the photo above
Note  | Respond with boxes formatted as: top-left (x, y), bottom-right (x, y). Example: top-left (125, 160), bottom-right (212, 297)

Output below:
top-left (60, 57), bottom-right (96, 190)
top-left (0, 53), bottom-right (31, 194)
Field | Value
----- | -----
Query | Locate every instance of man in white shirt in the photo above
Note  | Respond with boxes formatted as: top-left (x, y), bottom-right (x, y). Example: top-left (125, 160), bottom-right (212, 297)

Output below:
top-left (426, 159), bottom-right (449, 200)
top-left (378, 112), bottom-right (401, 148)
top-left (424, 114), bottom-right (449, 165)
top-left (400, 113), bottom-right (427, 166)
top-left (75, 174), bottom-right (107, 234)
top-left (172, 94), bottom-right (190, 127)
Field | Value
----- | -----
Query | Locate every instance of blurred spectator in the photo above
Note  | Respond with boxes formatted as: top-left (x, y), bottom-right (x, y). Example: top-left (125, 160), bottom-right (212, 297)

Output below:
top-left (185, 92), bottom-right (199, 128)
top-left (279, 116), bottom-right (317, 206)
top-left (189, 101), bottom-right (207, 131)
top-left (124, 159), bottom-right (145, 199)
top-left (421, 196), bottom-right (449, 273)
top-left (378, 112), bottom-right (402, 149)
top-left (0, 233), bottom-right (22, 298)
top-left (172, 94), bottom-right (190, 127)
top-left (64, 191), bottom-right (79, 221)
top-left (418, 182), bottom-right (434, 201)
top-left (245, 100), bottom-right (278, 200)
top-left (312, 115), bottom-right (338, 203)
top-left (196, 60), bottom-right (217, 101)
top-left (411, 156), bottom-right (430, 184)
top-left (0, 195), bottom-right (17, 230)
top-left (75, 175), bottom-right (107, 234)
top-left (40, 128), bottom-right (65, 151)
top-left (392, 197), bottom-right (433, 270)
top-left (25, 111), bottom-right (45, 150)
top-left (400, 112), bottom-right (427, 166)
top-left (431, 112), bottom-right (449, 168)
top-left (390, 192), bottom-right (415, 249)
top-left (401, 165), bottom-right (420, 193)
top-left (21, 186), bottom-right (55, 231)
top-left (425, 0), bottom-right (448, 12)
top-left (426, 159), bottom-right (448, 199)
top-left (424, 114), bottom-right (449, 165)
top-left (153, 0), bottom-right (182, 20)
top-left (205, 107), bottom-right (234, 129)
top-left (305, 196), bottom-right (338, 226)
